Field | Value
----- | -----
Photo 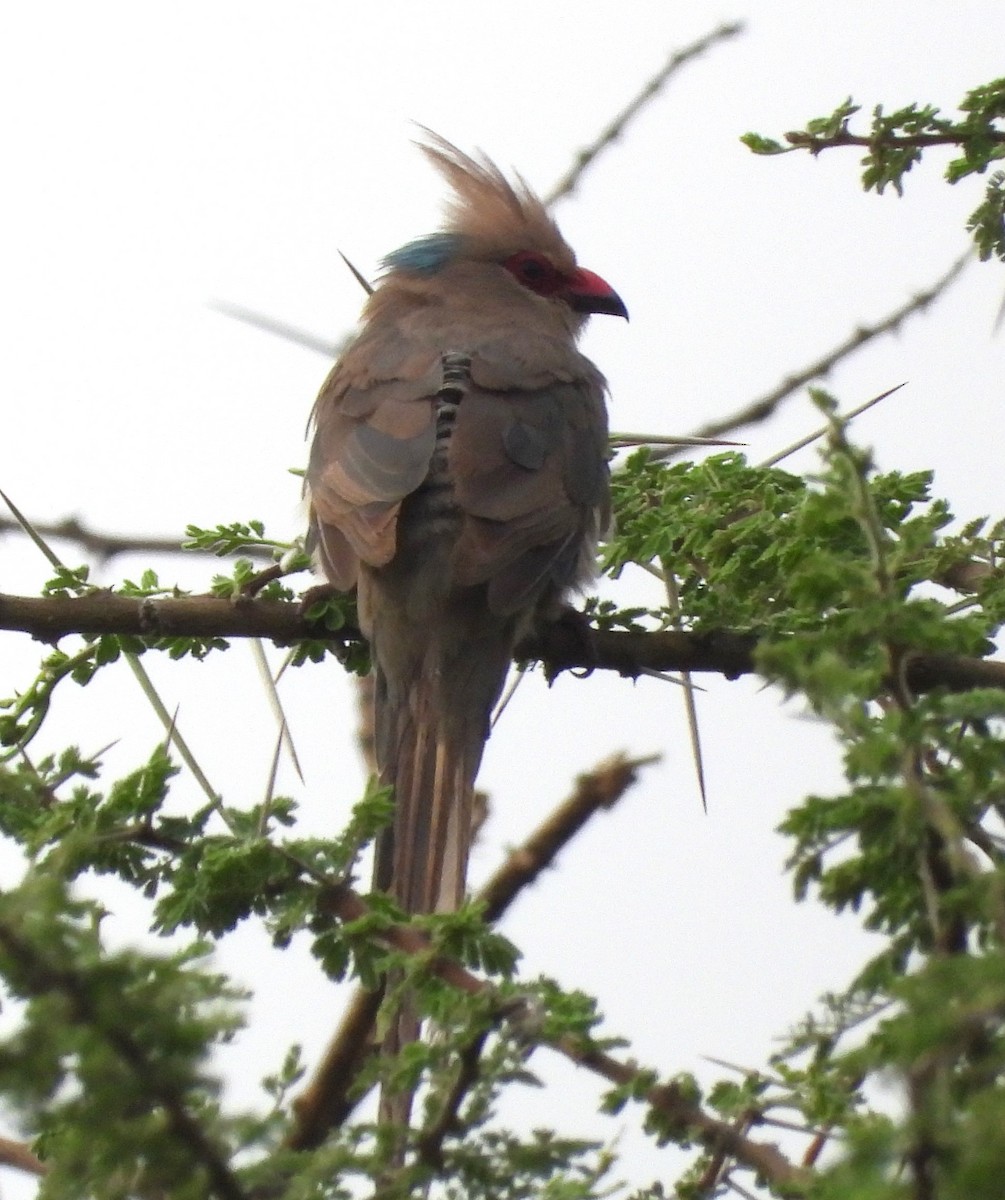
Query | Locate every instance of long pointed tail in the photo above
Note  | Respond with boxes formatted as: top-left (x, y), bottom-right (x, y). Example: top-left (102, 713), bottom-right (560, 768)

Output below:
top-left (372, 636), bottom-right (507, 913)
top-left (371, 634), bottom-right (510, 1137)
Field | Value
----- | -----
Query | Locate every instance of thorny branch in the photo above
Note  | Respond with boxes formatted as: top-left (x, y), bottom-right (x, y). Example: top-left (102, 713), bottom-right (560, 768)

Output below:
top-left (2, 590), bottom-right (1004, 695)
top-left (477, 752), bottom-right (661, 922)
top-left (654, 251), bottom-right (971, 458)
top-left (0, 249), bottom-right (971, 572)
top-left (543, 21), bottom-right (745, 206)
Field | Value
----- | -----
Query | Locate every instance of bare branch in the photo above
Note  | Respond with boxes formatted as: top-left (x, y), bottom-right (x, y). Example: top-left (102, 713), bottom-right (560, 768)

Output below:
top-left (0, 514), bottom-right (273, 564)
top-left (544, 22), bottom-right (745, 206)
top-left (478, 753), bottom-right (659, 923)
top-left (287, 986), bottom-right (383, 1151)
top-left (653, 252), bottom-right (971, 460)
top-left (0, 1135), bottom-right (47, 1177)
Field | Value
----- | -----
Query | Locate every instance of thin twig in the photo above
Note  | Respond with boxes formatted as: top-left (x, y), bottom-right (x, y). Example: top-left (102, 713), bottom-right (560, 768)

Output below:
top-left (478, 752), bottom-right (659, 922)
top-left (723, 1173), bottom-right (760, 1200)
top-left (652, 252), bottom-right (970, 461)
top-left (693, 1110), bottom-right (757, 1198)
top-left (543, 22), bottom-right (745, 206)
top-left (414, 1028), bottom-right (491, 1170)
top-left (209, 299), bottom-right (343, 358)
top-left (0, 514), bottom-right (272, 563)
top-left (785, 128), bottom-right (1005, 154)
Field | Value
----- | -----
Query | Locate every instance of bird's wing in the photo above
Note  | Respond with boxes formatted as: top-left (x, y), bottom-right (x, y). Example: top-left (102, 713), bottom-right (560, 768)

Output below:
top-left (451, 339), bottom-right (611, 615)
top-left (307, 350), bottom-right (442, 590)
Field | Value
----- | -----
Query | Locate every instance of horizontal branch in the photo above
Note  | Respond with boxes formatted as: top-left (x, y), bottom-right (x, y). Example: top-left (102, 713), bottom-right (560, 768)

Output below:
top-left (2, 591), bottom-right (1004, 695)
top-left (786, 129), bottom-right (1005, 153)
top-left (0, 515), bottom-right (273, 564)
top-left (0, 591), bottom-right (335, 645)
top-left (288, 753), bottom-right (655, 1149)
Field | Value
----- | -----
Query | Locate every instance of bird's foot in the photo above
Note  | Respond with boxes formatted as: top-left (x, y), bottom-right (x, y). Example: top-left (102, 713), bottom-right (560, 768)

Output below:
top-left (299, 581), bottom-right (344, 617)
top-left (540, 605), bottom-right (599, 683)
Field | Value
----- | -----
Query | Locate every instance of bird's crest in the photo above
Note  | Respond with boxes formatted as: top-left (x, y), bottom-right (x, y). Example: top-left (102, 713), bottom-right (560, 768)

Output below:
top-left (413, 128), bottom-right (575, 269)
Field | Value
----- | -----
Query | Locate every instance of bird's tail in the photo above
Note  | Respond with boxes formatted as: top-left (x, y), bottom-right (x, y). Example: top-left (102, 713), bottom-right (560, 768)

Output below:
top-left (371, 626), bottom-right (512, 1138)
top-left (373, 632), bottom-right (510, 913)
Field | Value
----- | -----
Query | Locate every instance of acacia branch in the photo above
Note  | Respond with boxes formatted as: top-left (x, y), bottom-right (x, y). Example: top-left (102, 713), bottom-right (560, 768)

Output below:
top-left (477, 752), bottom-right (660, 922)
top-left (308, 881), bottom-right (807, 1193)
top-left (544, 21), bottom-right (745, 206)
top-left (287, 985), bottom-right (383, 1151)
top-left (2, 591), bottom-right (1004, 695)
top-left (0, 918), bottom-right (247, 1200)
top-left (0, 233), bottom-right (964, 574)
top-left (786, 129), bottom-right (1005, 153)
top-left (654, 251), bottom-right (970, 456)
top-left (0, 515), bottom-right (274, 564)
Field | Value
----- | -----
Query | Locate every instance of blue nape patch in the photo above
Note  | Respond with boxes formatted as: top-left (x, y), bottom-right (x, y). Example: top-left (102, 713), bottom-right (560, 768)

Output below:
top-left (381, 232), bottom-right (462, 275)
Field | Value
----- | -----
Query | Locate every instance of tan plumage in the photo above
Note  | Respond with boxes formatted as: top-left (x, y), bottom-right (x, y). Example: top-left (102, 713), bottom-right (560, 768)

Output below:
top-left (307, 132), bottom-right (625, 917)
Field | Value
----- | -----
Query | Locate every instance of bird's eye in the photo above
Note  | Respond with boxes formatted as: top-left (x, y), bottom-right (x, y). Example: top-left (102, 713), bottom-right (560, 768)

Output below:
top-left (503, 251), bottom-right (562, 296)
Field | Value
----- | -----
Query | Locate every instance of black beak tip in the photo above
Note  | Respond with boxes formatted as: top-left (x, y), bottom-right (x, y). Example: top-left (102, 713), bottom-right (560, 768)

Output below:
top-left (570, 290), bottom-right (629, 321)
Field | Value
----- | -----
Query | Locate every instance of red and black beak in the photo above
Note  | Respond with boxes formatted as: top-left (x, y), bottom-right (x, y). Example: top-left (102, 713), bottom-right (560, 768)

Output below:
top-left (565, 266), bottom-right (629, 320)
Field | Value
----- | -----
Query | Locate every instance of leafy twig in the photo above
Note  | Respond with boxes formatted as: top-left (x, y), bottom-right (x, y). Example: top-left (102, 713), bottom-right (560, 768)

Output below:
top-left (288, 752), bottom-right (656, 1146)
top-left (311, 880), bottom-right (807, 1194)
top-left (0, 915), bottom-right (247, 1200)
top-left (2, 590), bottom-right (1004, 694)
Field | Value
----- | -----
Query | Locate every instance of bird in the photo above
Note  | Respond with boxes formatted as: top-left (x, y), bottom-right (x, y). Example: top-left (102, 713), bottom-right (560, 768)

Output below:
top-left (306, 131), bottom-right (626, 921)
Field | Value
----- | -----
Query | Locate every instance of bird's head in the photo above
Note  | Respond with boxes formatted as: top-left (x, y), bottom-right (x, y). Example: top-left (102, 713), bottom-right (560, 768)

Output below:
top-left (379, 131), bottom-right (627, 325)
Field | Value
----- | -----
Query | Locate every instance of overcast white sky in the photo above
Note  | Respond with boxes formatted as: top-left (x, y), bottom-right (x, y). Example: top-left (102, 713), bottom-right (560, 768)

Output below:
top-left (2, 3), bottom-right (1004, 1194)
